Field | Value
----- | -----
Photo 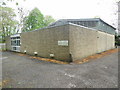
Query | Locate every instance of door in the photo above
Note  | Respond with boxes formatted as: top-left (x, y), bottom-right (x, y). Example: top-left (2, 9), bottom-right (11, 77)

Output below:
top-left (11, 34), bottom-right (20, 52)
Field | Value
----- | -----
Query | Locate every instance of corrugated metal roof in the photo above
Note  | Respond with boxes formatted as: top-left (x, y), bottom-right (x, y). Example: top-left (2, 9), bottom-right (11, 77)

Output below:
top-left (48, 18), bottom-right (116, 35)
top-left (49, 18), bottom-right (115, 30)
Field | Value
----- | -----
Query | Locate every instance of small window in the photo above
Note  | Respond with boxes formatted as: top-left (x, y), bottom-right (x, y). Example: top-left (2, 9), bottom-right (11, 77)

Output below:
top-left (13, 47), bottom-right (16, 50)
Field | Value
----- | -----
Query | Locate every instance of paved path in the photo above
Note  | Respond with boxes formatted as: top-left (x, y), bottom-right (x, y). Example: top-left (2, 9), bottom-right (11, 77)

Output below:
top-left (2, 50), bottom-right (118, 88)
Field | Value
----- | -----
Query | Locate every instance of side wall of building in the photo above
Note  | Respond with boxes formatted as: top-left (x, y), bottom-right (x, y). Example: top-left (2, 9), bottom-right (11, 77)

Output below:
top-left (97, 31), bottom-right (115, 53)
top-left (20, 25), bottom-right (71, 62)
top-left (5, 24), bottom-right (115, 62)
top-left (69, 24), bottom-right (115, 61)
top-left (5, 36), bottom-right (11, 50)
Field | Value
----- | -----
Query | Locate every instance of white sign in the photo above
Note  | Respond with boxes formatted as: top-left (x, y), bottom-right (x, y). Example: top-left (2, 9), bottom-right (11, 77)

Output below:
top-left (58, 40), bottom-right (68, 46)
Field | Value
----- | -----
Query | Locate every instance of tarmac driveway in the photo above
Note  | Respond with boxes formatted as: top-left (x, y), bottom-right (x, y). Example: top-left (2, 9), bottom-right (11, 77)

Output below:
top-left (2, 50), bottom-right (118, 88)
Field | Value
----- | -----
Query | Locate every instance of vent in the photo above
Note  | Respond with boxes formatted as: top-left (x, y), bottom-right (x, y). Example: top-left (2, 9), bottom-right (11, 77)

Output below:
top-left (34, 52), bottom-right (38, 55)
top-left (50, 54), bottom-right (54, 57)
top-left (24, 50), bottom-right (26, 53)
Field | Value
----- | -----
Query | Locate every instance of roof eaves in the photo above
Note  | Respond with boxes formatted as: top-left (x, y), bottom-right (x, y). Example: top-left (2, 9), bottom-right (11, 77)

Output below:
top-left (98, 18), bottom-right (116, 30)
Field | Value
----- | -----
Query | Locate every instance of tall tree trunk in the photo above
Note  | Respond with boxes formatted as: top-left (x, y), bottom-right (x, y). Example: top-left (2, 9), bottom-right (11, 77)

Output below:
top-left (2, 26), bottom-right (5, 42)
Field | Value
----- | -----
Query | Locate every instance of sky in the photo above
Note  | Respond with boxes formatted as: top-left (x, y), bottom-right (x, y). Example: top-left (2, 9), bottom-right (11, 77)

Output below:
top-left (3, 0), bottom-right (118, 28)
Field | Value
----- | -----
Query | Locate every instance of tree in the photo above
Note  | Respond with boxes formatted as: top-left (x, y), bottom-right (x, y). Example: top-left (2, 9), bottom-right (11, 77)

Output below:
top-left (1, 0), bottom-right (28, 33)
top-left (0, 7), bottom-right (18, 42)
top-left (16, 7), bottom-right (29, 33)
top-left (22, 8), bottom-right (45, 32)
top-left (44, 15), bottom-right (55, 26)
top-left (1, 0), bottom-right (26, 5)
top-left (115, 35), bottom-right (120, 46)
top-left (22, 8), bottom-right (56, 32)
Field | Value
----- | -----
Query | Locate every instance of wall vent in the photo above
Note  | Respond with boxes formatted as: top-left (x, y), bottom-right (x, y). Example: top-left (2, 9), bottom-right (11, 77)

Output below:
top-left (24, 50), bottom-right (26, 53)
top-left (34, 52), bottom-right (38, 55)
top-left (50, 54), bottom-right (54, 57)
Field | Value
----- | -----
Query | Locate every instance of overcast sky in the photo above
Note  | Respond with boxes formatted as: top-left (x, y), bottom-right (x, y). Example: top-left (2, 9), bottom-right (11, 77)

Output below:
top-left (4, 0), bottom-right (118, 28)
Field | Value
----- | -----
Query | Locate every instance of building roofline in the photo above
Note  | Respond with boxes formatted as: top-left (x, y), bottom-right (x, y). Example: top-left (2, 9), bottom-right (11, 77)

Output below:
top-left (57, 18), bottom-right (116, 30)
top-left (21, 22), bottom-right (114, 35)
top-left (98, 18), bottom-right (116, 30)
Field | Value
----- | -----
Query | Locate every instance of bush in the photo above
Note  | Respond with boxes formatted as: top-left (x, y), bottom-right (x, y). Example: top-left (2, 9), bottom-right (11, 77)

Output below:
top-left (115, 35), bottom-right (120, 46)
